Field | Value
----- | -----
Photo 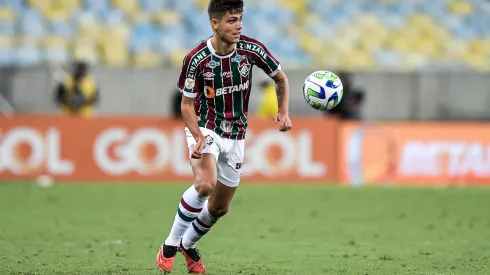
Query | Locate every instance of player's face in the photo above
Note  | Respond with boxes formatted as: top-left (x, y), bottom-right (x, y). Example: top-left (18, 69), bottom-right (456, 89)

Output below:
top-left (214, 12), bottom-right (243, 44)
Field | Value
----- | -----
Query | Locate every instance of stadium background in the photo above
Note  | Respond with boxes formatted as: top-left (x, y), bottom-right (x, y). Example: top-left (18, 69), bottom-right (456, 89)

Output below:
top-left (1, 1), bottom-right (490, 274)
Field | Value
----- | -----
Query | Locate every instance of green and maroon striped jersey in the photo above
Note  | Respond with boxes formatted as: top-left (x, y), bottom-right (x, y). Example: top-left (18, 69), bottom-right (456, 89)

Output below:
top-left (177, 35), bottom-right (281, 140)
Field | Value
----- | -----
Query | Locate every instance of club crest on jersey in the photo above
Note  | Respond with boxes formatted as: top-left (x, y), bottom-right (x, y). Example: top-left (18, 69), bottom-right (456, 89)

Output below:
top-left (185, 78), bottom-right (195, 90)
top-left (206, 60), bottom-right (220, 69)
top-left (205, 135), bottom-right (214, 145)
top-left (220, 121), bottom-right (233, 133)
top-left (232, 54), bottom-right (244, 63)
top-left (238, 63), bottom-right (251, 77)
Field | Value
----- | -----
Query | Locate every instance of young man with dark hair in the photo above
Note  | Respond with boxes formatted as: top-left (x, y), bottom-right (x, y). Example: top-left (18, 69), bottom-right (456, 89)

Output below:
top-left (156, 0), bottom-right (292, 273)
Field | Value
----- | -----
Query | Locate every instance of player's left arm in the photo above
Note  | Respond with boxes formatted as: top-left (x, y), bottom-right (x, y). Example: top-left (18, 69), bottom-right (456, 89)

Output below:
top-left (247, 37), bottom-right (292, 131)
top-left (271, 71), bottom-right (292, 132)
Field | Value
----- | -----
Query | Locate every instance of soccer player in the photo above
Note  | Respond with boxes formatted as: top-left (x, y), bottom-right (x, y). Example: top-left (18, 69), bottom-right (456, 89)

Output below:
top-left (156, 0), bottom-right (292, 273)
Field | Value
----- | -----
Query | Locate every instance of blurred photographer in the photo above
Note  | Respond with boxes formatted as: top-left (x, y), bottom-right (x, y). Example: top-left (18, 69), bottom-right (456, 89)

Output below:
top-left (55, 61), bottom-right (99, 117)
top-left (325, 71), bottom-right (365, 120)
top-left (256, 78), bottom-right (278, 119)
top-left (171, 87), bottom-right (183, 120)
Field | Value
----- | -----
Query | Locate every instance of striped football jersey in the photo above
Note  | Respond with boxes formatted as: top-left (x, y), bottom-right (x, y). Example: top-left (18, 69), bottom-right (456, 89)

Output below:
top-left (177, 35), bottom-right (281, 140)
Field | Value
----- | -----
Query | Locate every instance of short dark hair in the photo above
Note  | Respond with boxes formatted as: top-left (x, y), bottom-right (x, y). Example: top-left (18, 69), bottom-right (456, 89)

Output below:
top-left (208, 0), bottom-right (243, 20)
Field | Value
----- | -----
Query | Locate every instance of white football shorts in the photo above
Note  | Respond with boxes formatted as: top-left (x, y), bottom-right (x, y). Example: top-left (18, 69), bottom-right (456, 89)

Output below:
top-left (185, 127), bottom-right (245, 187)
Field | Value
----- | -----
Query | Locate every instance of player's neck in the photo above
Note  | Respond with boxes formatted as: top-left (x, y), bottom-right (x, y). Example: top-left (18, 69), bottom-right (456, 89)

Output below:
top-left (211, 36), bottom-right (235, 56)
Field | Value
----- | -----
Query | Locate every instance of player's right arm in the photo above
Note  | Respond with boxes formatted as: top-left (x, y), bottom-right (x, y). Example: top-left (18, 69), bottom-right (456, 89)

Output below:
top-left (181, 95), bottom-right (206, 159)
top-left (177, 54), bottom-right (206, 159)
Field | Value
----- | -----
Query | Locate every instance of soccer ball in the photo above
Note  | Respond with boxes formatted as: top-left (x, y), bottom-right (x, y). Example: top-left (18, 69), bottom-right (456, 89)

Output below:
top-left (302, 70), bottom-right (343, 111)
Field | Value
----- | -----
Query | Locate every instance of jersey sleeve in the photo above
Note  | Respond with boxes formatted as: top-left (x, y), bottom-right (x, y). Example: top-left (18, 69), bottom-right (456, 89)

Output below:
top-left (246, 38), bottom-right (281, 77)
top-left (177, 54), bottom-right (200, 99)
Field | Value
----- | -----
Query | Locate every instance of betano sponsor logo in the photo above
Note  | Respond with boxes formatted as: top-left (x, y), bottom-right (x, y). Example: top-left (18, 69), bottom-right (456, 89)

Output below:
top-left (341, 123), bottom-right (490, 186)
top-left (398, 140), bottom-right (490, 177)
top-left (205, 81), bottom-right (249, 98)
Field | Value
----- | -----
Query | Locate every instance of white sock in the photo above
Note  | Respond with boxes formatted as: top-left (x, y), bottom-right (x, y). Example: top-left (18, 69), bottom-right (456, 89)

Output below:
top-left (182, 202), bottom-right (220, 249)
top-left (164, 185), bottom-right (208, 247)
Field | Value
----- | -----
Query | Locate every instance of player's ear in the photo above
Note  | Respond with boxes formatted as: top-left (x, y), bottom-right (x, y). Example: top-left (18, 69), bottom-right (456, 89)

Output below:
top-left (210, 18), bottom-right (219, 30)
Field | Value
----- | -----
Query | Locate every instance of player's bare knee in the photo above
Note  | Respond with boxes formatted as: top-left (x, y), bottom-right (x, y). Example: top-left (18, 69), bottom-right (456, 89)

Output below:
top-left (194, 179), bottom-right (216, 197)
top-left (207, 204), bottom-right (229, 218)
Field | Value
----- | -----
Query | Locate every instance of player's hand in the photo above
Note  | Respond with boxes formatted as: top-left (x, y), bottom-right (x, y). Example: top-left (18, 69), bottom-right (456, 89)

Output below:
top-left (273, 112), bottom-right (292, 132)
top-left (191, 134), bottom-right (207, 159)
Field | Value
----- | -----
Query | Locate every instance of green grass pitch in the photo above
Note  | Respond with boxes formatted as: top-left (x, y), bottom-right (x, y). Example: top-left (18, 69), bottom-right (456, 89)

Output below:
top-left (1, 182), bottom-right (489, 275)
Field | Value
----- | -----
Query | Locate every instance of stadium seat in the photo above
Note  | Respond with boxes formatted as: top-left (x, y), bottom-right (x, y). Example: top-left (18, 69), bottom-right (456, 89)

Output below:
top-left (54, 0), bottom-right (80, 13)
top-left (98, 24), bottom-right (130, 67)
top-left (168, 49), bottom-right (188, 68)
top-left (101, 41), bottom-right (130, 67)
top-left (15, 41), bottom-right (42, 67)
top-left (374, 48), bottom-right (401, 69)
top-left (100, 25), bottom-right (131, 45)
top-left (133, 50), bottom-right (161, 68)
top-left (85, 0), bottom-right (110, 14)
top-left (20, 11), bottom-right (47, 39)
top-left (0, 35), bottom-right (13, 46)
top-left (26, 0), bottom-right (51, 12)
top-left (44, 46), bottom-right (69, 64)
top-left (448, 0), bottom-right (474, 16)
top-left (194, 0), bottom-right (208, 10)
top-left (153, 10), bottom-right (181, 27)
top-left (44, 6), bottom-right (70, 22)
top-left (113, 0), bottom-right (139, 15)
top-left (0, 6), bottom-right (15, 22)
top-left (140, 0), bottom-right (167, 12)
top-left (50, 20), bottom-right (75, 39)
top-left (282, 0), bottom-right (307, 18)
top-left (77, 12), bottom-right (102, 40)
top-left (0, 35), bottom-right (14, 66)
top-left (0, 46), bottom-right (13, 66)
top-left (72, 38), bottom-right (98, 64)
top-left (463, 51), bottom-right (490, 71)
top-left (0, 21), bottom-right (15, 36)
top-left (0, 0), bottom-right (24, 13)
top-left (103, 9), bottom-right (126, 25)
